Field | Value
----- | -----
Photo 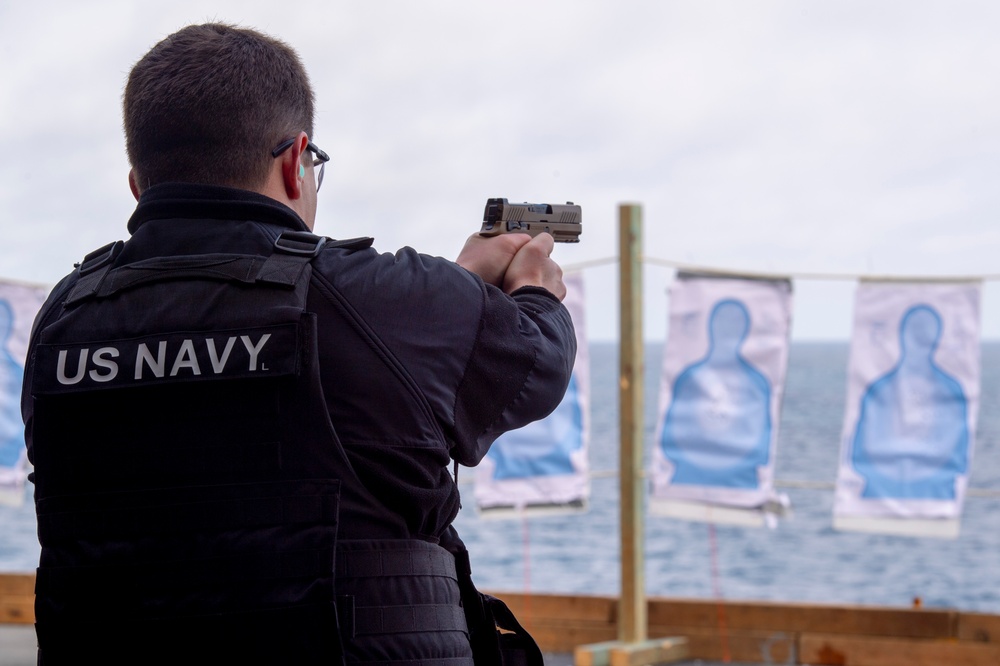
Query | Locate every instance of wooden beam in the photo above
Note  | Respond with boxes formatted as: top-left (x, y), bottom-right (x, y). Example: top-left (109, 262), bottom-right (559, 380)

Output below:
top-left (532, 622), bottom-right (618, 654)
top-left (487, 591), bottom-right (616, 624)
top-left (574, 638), bottom-right (688, 666)
top-left (958, 611), bottom-right (1000, 643)
top-left (800, 632), bottom-right (1000, 666)
top-left (574, 640), bottom-right (622, 666)
top-left (9, 574), bottom-right (1000, 663)
top-left (646, 625), bottom-right (796, 664)
top-left (618, 203), bottom-right (644, 644)
top-left (648, 597), bottom-right (956, 639)
top-left (609, 638), bottom-right (688, 666)
top-left (0, 575), bottom-right (34, 625)
top-left (0, 575), bottom-right (33, 597)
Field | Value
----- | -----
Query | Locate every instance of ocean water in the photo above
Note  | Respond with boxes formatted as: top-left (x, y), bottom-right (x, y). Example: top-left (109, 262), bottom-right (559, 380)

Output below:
top-left (3, 342), bottom-right (999, 613)
top-left (453, 341), bottom-right (1000, 613)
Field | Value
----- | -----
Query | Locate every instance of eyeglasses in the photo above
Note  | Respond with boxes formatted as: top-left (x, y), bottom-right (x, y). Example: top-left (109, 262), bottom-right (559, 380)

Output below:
top-left (271, 138), bottom-right (330, 192)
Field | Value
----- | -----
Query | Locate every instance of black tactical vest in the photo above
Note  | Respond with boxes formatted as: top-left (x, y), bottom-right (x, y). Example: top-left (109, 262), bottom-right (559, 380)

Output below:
top-left (28, 231), bottom-right (478, 665)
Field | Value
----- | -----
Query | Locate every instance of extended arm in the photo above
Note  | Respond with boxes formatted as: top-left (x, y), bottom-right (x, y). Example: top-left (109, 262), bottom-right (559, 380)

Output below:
top-left (455, 233), bottom-right (567, 301)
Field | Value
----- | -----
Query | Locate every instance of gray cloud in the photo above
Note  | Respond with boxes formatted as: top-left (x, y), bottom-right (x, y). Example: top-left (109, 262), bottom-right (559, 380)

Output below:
top-left (3, 0), bottom-right (1000, 340)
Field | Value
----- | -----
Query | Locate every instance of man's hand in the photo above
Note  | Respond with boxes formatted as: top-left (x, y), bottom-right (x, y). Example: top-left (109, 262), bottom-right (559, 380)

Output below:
top-left (456, 232), bottom-right (566, 301)
top-left (504, 233), bottom-right (566, 300)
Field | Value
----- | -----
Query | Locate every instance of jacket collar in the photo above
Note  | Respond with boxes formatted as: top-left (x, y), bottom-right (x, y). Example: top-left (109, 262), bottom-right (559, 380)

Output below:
top-left (127, 183), bottom-right (310, 235)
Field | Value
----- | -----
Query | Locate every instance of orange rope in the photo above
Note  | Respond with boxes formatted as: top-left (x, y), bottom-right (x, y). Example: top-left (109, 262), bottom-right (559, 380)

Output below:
top-left (708, 522), bottom-right (731, 663)
top-left (522, 511), bottom-right (532, 631)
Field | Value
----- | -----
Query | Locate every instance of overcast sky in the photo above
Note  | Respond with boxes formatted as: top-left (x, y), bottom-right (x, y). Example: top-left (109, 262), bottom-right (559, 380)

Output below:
top-left (2, 0), bottom-right (1000, 341)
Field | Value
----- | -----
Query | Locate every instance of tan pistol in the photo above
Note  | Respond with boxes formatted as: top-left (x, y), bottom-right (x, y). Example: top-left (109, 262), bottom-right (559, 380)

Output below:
top-left (479, 198), bottom-right (582, 243)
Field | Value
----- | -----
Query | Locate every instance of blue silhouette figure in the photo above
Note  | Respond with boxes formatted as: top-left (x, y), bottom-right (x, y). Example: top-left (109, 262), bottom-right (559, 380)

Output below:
top-left (488, 373), bottom-right (583, 480)
top-left (660, 299), bottom-right (772, 488)
top-left (0, 301), bottom-right (25, 470)
top-left (851, 305), bottom-right (969, 500)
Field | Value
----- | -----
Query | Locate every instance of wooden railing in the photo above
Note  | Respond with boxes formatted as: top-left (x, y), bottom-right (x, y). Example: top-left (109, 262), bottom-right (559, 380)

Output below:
top-left (489, 591), bottom-right (1000, 666)
top-left (4, 574), bottom-right (1000, 665)
top-left (0, 574), bottom-right (33, 625)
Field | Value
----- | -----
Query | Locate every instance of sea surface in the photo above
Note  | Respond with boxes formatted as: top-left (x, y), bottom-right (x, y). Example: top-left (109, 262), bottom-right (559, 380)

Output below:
top-left (3, 342), bottom-right (999, 614)
top-left (454, 341), bottom-right (1000, 613)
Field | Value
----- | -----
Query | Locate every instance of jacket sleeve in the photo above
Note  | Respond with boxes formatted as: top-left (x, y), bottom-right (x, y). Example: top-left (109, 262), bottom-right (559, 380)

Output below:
top-left (313, 246), bottom-right (576, 468)
top-left (449, 283), bottom-right (576, 467)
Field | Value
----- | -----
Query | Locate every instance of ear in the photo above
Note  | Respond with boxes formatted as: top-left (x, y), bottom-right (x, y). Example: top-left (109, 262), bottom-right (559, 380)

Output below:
top-left (128, 169), bottom-right (141, 201)
top-left (279, 132), bottom-right (309, 200)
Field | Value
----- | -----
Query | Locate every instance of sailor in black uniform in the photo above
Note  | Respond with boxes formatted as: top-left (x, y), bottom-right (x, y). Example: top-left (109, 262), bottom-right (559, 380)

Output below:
top-left (23, 23), bottom-right (574, 665)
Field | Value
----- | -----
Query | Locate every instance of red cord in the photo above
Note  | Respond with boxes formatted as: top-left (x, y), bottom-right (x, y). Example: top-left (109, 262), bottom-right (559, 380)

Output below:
top-left (708, 522), bottom-right (731, 663)
top-left (522, 511), bottom-right (532, 631)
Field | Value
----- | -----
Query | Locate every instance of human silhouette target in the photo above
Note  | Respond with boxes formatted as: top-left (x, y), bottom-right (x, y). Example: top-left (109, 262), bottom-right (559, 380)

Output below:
top-left (659, 299), bottom-right (772, 488)
top-left (851, 304), bottom-right (970, 500)
top-left (0, 300), bottom-right (25, 469)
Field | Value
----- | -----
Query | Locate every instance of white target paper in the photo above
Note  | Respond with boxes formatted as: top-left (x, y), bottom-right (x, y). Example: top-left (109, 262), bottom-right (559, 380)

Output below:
top-left (474, 273), bottom-right (589, 516)
top-left (651, 274), bottom-right (793, 527)
top-left (0, 280), bottom-right (48, 506)
top-left (834, 280), bottom-right (981, 538)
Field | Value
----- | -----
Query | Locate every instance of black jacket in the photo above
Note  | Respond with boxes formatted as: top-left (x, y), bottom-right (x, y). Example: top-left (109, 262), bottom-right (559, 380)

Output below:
top-left (22, 183), bottom-right (575, 663)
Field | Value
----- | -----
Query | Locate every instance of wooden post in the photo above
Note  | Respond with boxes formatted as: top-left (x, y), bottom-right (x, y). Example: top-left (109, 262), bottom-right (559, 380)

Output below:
top-left (618, 203), bottom-right (645, 643)
top-left (575, 204), bottom-right (687, 666)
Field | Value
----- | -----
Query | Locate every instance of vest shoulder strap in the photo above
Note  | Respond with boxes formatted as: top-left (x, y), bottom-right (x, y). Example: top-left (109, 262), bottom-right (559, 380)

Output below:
top-left (64, 240), bottom-right (124, 306)
top-left (63, 230), bottom-right (370, 307)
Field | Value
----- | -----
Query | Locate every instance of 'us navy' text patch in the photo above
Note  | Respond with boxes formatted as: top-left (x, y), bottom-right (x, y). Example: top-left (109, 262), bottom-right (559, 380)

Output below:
top-left (32, 323), bottom-right (300, 394)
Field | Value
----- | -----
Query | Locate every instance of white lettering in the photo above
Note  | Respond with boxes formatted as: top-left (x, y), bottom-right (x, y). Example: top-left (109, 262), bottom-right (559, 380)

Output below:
top-left (170, 339), bottom-right (201, 376)
top-left (89, 347), bottom-right (119, 382)
top-left (206, 337), bottom-right (237, 374)
top-left (56, 348), bottom-right (88, 385)
top-left (240, 334), bottom-right (271, 372)
top-left (135, 341), bottom-right (167, 379)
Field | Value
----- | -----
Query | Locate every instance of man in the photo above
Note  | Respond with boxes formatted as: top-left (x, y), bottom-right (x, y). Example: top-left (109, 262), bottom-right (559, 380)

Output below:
top-left (22, 23), bottom-right (574, 665)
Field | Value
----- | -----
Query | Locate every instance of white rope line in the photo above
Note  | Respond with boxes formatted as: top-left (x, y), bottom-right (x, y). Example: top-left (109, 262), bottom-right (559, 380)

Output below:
top-left (561, 257), bottom-right (618, 273)
top-left (643, 254), bottom-right (997, 282)
top-left (11, 255), bottom-right (996, 286)
top-left (459, 469), bottom-right (1000, 497)
top-left (562, 255), bottom-right (1000, 282)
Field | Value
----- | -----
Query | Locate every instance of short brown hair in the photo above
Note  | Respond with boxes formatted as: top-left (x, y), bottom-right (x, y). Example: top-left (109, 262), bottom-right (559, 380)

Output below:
top-left (124, 23), bottom-right (315, 191)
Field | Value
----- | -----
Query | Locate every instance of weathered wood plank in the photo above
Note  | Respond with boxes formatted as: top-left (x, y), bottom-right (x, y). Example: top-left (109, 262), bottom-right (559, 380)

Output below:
top-left (609, 637), bottom-right (687, 666)
top-left (648, 597), bottom-right (955, 639)
top-left (485, 591), bottom-right (617, 623)
top-left (7, 577), bottom-right (1000, 665)
top-left (958, 611), bottom-right (1000, 643)
top-left (0, 576), bottom-right (35, 625)
top-left (800, 633), bottom-right (1000, 666)
top-left (618, 203), bottom-right (646, 643)
top-left (573, 638), bottom-right (688, 666)
top-left (0, 597), bottom-right (34, 625)
top-left (0, 575), bottom-right (33, 597)
top-left (647, 625), bottom-right (795, 664)
top-left (532, 622), bottom-right (617, 653)
top-left (574, 640), bottom-right (622, 666)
